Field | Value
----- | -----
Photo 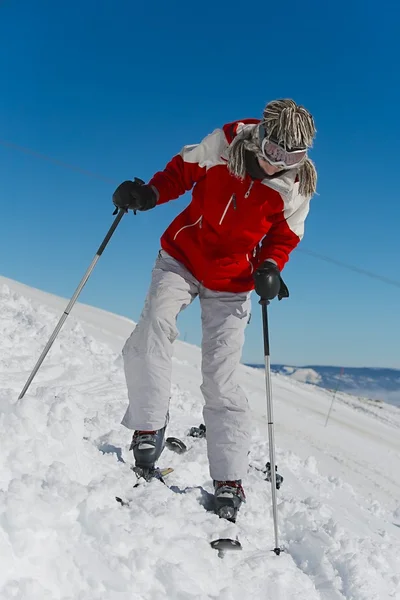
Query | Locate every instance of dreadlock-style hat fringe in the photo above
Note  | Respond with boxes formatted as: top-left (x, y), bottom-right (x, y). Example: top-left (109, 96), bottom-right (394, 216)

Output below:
top-left (227, 126), bottom-right (258, 180)
top-left (298, 158), bottom-right (317, 197)
top-left (263, 99), bottom-right (316, 149)
top-left (227, 99), bottom-right (317, 198)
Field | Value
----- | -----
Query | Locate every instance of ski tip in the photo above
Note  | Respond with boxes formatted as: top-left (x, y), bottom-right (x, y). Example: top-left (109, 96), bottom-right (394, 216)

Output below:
top-left (159, 467), bottom-right (174, 477)
top-left (210, 538), bottom-right (242, 556)
top-left (165, 437), bottom-right (187, 454)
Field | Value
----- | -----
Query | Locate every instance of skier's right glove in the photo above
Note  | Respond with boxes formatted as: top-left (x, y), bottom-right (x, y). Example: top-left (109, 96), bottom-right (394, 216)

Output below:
top-left (112, 178), bottom-right (158, 212)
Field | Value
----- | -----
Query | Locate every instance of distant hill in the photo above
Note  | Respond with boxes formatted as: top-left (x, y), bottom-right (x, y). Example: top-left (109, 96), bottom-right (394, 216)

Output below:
top-left (245, 364), bottom-right (400, 407)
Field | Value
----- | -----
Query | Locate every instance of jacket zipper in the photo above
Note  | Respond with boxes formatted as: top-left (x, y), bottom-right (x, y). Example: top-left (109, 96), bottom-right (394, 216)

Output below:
top-left (173, 216), bottom-right (203, 241)
top-left (219, 194), bottom-right (237, 225)
top-left (244, 181), bottom-right (254, 198)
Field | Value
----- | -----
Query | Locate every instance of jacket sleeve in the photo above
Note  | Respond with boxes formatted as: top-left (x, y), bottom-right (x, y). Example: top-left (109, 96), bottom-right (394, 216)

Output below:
top-left (258, 193), bottom-right (311, 271)
top-left (148, 129), bottom-right (227, 205)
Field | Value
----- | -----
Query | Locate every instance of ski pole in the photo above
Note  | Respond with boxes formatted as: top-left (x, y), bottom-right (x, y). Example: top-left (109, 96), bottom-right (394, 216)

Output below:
top-left (18, 208), bottom-right (126, 400)
top-left (260, 299), bottom-right (281, 556)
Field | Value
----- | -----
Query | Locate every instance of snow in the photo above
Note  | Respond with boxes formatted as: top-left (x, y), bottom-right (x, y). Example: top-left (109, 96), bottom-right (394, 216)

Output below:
top-left (1, 274), bottom-right (400, 600)
top-left (280, 367), bottom-right (323, 385)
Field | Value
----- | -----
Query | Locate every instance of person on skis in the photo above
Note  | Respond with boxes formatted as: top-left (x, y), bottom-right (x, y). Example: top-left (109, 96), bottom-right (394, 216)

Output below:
top-left (113, 98), bottom-right (317, 520)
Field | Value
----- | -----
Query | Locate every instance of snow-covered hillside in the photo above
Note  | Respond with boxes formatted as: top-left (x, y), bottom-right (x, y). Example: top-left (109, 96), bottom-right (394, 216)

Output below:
top-left (1, 275), bottom-right (400, 600)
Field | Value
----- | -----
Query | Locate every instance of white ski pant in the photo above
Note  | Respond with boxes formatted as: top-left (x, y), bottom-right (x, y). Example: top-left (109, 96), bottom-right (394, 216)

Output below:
top-left (121, 250), bottom-right (252, 481)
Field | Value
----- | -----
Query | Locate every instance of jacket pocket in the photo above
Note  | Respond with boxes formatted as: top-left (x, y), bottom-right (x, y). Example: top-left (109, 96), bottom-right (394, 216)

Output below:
top-left (173, 215), bottom-right (203, 241)
top-left (245, 253), bottom-right (254, 274)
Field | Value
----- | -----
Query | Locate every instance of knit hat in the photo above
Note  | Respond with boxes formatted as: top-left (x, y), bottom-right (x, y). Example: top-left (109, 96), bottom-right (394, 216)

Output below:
top-left (227, 99), bottom-right (317, 197)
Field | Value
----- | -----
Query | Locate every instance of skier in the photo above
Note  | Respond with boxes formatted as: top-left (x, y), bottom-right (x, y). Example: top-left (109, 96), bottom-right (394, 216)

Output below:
top-left (113, 98), bottom-right (317, 520)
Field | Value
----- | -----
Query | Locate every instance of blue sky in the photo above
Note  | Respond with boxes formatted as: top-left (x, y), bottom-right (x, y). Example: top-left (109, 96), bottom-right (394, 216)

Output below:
top-left (1, 0), bottom-right (399, 368)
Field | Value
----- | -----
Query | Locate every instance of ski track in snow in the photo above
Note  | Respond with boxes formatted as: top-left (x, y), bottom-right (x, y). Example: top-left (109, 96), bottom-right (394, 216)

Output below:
top-left (0, 276), bottom-right (400, 600)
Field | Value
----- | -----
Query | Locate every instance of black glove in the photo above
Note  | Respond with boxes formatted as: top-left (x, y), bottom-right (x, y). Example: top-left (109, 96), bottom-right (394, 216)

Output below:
top-left (112, 178), bottom-right (157, 212)
top-left (254, 261), bottom-right (289, 301)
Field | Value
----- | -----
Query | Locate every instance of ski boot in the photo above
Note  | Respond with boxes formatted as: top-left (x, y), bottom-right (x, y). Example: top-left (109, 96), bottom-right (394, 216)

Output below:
top-left (130, 425), bottom-right (166, 481)
top-left (214, 480), bottom-right (246, 523)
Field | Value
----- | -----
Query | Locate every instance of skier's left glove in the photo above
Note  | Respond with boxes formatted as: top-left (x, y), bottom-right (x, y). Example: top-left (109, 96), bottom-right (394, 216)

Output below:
top-left (112, 178), bottom-right (157, 212)
top-left (253, 261), bottom-right (289, 301)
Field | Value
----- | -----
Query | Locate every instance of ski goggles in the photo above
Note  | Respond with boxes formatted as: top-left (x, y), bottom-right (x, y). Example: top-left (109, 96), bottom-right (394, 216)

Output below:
top-left (258, 124), bottom-right (307, 169)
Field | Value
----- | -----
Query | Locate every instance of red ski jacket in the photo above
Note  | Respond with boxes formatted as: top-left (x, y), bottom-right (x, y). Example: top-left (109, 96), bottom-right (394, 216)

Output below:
top-left (149, 119), bottom-right (312, 293)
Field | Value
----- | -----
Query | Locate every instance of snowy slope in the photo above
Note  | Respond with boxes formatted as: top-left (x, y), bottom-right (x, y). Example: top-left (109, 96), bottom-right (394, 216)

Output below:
top-left (1, 275), bottom-right (400, 600)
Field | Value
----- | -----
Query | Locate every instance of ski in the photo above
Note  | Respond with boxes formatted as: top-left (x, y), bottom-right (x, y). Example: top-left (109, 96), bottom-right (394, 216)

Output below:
top-left (165, 436), bottom-right (187, 454)
top-left (131, 465), bottom-right (174, 483)
top-left (188, 424), bottom-right (206, 438)
top-left (115, 426), bottom-right (283, 557)
top-left (210, 505), bottom-right (243, 556)
top-left (116, 463), bottom-right (243, 555)
top-left (210, 538), bottom-right (242, 556)
top-left (115, 465), bottom-right (174, 505)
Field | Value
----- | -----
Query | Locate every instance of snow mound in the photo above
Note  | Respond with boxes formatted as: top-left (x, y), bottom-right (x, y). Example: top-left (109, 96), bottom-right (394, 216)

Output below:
top-left (284, 367), bottom-right (322, 385)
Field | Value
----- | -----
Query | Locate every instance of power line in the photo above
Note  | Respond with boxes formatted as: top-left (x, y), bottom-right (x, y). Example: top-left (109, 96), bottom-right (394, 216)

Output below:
top-left (0, 139), bottom-right (116, 185)
top-left (1, 136), bottom-right (399, 290)
top-left (297, 248), bottom-right (400, 289)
